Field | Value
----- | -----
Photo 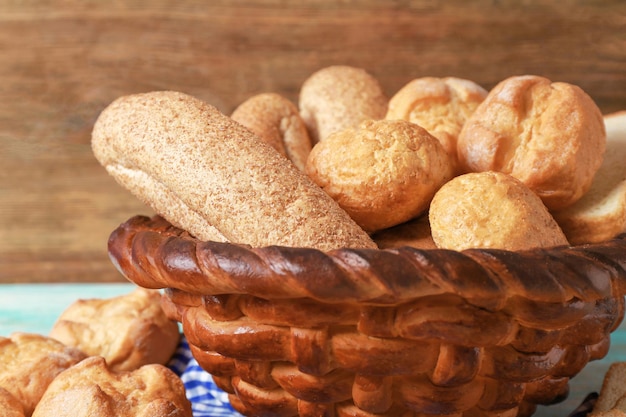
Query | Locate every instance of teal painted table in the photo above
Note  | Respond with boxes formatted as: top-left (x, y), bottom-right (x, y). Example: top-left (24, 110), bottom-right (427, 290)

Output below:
top-left (1, 283), bottom-right (624, 417)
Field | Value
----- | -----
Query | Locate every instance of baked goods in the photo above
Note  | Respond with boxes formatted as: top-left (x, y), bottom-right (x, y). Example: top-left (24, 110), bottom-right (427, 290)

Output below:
top-left (429, 171), bottom-right (569, 251)
top-left (553, 111), bottom-right (626, 244)
top-left (49, 288), bottom-right (180, 372)
top-left (0, 332), bottom-right (87, 416)
top-left (231, 92), bottom-right (312, 171)
top-left (306, 119), bottom-right (454, 232)
top-left (592, 362), bottom-right (626, 416)
top-left (371, 214), bottom-right (437, 249)
top-left (0, 387), bottom-right (25, 417)
top-left (299, 65), bottom-right (388, 143)
top-left (31, 356), bottom-right (192, 417)
top-left (91, 90), bottom-right (376, 251)
top-left (385, 76), bottom-right (488, 173)
top-left (457, 75), bottom-right (606, 211)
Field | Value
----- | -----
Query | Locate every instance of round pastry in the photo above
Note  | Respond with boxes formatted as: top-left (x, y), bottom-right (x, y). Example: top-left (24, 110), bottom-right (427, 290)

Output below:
top-left (31, 356), bottom-right (192, 417)
top-left (429, 171), bottom-right (569, 251)
top-left (299, 65), bottom-right (388, 144)
top-left (231, 92), bottom-right (312, 171)
top-left (49, 287), bottom-right (180, 372)
top-left (0, 333), bottom-right (87, 416)
top-left (306, 119), bottom-right (454, 232)
top-left (457, 75), bottom-right (606, 211)
top-left (385, 76), bottom-right (487, 173)
top-left (91, 90), bottom-right (376, 251)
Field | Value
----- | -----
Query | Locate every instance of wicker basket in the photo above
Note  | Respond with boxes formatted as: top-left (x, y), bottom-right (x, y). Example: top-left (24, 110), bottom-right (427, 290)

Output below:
top-left (108, 214), bottom-right (626, 417)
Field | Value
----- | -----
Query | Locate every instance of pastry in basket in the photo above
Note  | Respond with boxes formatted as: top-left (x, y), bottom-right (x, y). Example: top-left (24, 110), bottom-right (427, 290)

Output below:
top-left (92, 81), bottom-right (626, 417)
top-left (429, 171), bottom-right (569, 251)
top-left (0, 387), bottom-right (25, 417)
top-left (49, 287), bottom-right (180, 372)
top-left (554, 111), bottom-right (626, 245)
top-left (385, 76), bottom-right (488, 173)
top-left (91, 90), bottom-right (376, 251)
top-left (298, 65), bottom-right (388, 143)
top-left (231, 92), bottom-right (312, 172)
top-left (31, 356), bottom-right (192, 417)
top-left (0, 332), bottom-right (87, 416)
top-left (305, 119), bottom-right (454, 232)
top-left (457, 74), bottom-right (606, 210)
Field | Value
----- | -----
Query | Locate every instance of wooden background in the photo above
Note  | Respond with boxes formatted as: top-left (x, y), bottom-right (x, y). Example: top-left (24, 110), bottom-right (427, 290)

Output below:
top-left (1, 0), bottom-right (625, 283)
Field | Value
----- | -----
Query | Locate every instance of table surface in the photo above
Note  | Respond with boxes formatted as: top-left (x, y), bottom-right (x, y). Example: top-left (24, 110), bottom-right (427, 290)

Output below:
top-left (1, 283), bottom-right (625, 417)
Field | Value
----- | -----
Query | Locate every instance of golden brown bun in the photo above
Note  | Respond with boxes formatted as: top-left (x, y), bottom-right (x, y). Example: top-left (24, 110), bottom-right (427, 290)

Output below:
top-left (231, 92), bottom-right (312, 171)
top-left (385, 76), bottom-right (487, 173)
top-left (306, 119), bottom-right (454, 232)
top-left (0, 387), bottom-right (25, 417)
top-left (429, 171), bottom-right (569, 251)
top-left (371, 215), bottom-right (437, 250)
top-left (0, 333), bottom-right (87, 416)
top-left (49, 288), bottom-right (180, 372)
top-left (299, 65), bottom-right (388, 143)
top-left (457, 75), bottom-right (606, 211)
top-left (91, 90), bottom-right (376, 251)
top-left (553, 111), bottom-right (626, 244)
top-left (31, 356), bottom-right (192, 417)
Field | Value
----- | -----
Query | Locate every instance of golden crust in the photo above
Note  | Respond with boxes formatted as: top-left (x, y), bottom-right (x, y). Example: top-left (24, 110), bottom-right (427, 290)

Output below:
top-left (91, 90), bottom-right (376, 251)
top-left (231, 92), bottom-right (312, 171)
top-left (299, 65), bottom-right (388, 144)
top-left (429, 171), bottom-right (569, 251)
top-left (306, 119), bottom-right (454, 232)
top-left (31, 356), bottom-right (192, 417)
top-left (49, 288), bottom-right (180, 372)
top-left (0, 387), bottom-right (25, 417)
top-left (0, 333), bottom-right (87, 416)
top-left (457, 75), bottom-right (606, 211)
top-left (386, 77), bottom-right (487, 173)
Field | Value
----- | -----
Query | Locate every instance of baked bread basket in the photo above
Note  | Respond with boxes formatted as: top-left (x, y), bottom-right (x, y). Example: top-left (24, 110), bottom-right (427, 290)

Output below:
top-left (108, 214), bottom-right (626, 417)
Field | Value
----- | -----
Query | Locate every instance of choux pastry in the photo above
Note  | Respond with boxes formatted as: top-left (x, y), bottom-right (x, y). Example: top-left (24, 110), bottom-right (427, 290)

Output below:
top-left (429, 171), bottom-right (569, 251)
top-left (306, 119), bottom-right (454, 232)
top-left (457, 75), bottom-right (606, 210)
top-left (386, 76), bottom-right (487, 173)
top-left (231, 92), bottom-right (312, 171)
top-left (299, 65), bottom-right (388, 143)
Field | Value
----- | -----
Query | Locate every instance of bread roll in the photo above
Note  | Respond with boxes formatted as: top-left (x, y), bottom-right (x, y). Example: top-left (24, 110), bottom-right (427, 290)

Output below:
top-left (92, 90), bottom-right (376, 251)
top-left (0, 333), bottom-right (87, 415)
top-left (299, 65), bottom-right (388, 143)
top-left (457, 75), bottom-right (606, 210)
top-left (49, 288), bottom-right (180, 372)
top-left (386, 76), bottom-right (487, 173)
top-left (231, 92), bottom-right (312, 171)
top-left (306, 119), bottom-right (454, 232)
top-left (592, 362), bottom-right (626, 416)
top-left (553, 111), bottom-right (626, 244)
top-left (32, 357), bottom-right (192, 417)
top-left (429, 171), bottom-right (569, 251)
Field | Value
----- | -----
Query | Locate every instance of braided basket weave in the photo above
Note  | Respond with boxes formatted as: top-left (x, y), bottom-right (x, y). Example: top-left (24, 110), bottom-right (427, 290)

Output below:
top-left (108, 214), bottom-right (626, 417)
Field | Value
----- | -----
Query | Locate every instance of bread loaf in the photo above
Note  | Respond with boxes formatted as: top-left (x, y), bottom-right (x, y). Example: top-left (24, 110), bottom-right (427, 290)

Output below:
top-left (553, 111), bottom-right (626, 244)
top-left (92, 90), bottom-right (376, 251)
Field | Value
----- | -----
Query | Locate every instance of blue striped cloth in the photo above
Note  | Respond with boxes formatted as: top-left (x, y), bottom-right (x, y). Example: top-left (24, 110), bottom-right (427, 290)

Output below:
top-left (168, 336), bottom-right (243, 417)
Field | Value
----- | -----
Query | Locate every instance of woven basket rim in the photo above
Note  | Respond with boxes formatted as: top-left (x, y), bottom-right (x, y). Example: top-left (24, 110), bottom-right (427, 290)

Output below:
top-left (108, 214), bottom-right (626, 307)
